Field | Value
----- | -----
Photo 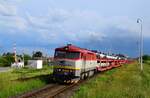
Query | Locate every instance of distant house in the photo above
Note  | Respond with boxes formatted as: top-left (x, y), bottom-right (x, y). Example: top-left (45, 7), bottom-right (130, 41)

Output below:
top-left (28, 60), bottom-right (43, 69)
top-left (48, 57), bottom-right (54, 66)
top-left (11, 57), bottom-right (24, 68)
top-left (11, 62), bottom-right (24, 68)
top-left (48, 57), bottom-right (54, 62)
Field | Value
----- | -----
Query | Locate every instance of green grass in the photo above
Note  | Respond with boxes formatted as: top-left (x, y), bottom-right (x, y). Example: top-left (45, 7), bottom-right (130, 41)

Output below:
top-left (0, 65), bottom-right (53, 98)
top-left (73, 61), bottom-right (150, 98)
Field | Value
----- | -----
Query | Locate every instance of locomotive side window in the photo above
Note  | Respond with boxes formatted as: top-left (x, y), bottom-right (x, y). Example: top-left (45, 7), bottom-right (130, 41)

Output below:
top-left (81, 53), bottom-right (83, 59)
top-left (85, 53), bottom-right (96, 60)
top-left (92, 54), bottom-right (96, 60)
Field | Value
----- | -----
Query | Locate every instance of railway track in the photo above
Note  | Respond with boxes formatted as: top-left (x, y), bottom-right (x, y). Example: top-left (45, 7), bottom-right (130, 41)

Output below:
top-left (12, 67), bottom-right (120, 98)
top-left (12, 72), bottom-right (100, 98)
top-left (13, 82), bottom-right (79, 98)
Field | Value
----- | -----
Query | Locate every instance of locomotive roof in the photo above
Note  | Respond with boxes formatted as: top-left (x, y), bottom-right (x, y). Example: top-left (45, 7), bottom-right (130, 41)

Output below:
top-left (55, 44), bottom-right (95, 54)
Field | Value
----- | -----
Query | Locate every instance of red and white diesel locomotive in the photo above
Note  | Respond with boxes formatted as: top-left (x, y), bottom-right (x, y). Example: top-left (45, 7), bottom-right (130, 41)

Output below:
top-left (53, 44), bottom-right (128, 83)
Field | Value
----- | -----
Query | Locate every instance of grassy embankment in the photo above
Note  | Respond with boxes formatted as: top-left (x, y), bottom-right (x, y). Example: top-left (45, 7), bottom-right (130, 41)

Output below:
top-left (0, 65), bottom-right (53, 98)
top-left (73, 61), bottom-right (150, 98)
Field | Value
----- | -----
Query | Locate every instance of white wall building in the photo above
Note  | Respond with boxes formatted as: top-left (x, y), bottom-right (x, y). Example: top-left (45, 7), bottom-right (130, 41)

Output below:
top-left (11, 62), bottom-right (24, 68)
top-left (28, 60), bottom-right (43, 69)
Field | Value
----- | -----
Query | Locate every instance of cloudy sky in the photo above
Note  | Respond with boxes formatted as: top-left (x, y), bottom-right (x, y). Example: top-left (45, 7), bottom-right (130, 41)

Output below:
top-left (0, 0), bottom-right (149, 57)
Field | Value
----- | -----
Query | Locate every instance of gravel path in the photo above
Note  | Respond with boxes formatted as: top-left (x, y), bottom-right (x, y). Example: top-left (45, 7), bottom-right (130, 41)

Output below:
top-left (0, 67), bottom-right (11, 72)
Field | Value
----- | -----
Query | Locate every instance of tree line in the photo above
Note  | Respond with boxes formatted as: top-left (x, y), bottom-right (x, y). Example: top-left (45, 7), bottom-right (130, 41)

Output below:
top-left (0, 51), bottom-right (44, 67)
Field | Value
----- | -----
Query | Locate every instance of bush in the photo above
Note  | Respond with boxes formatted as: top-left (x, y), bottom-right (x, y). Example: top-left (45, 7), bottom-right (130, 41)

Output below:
top-left (0, 57), bottom-right (6, 66)
top-left (0, 54), bottom-right (15, 67)
top-left (24, 54), bottom-right (32, 65)
top-left (143, 55), bottom-right (150, 61)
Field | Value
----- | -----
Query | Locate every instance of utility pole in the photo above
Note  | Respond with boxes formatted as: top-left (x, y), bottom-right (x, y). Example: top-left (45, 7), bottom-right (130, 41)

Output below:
top-left (22, 49), bottom-right (25, 63)
top-left (13, 43), bottom-right (17, 63)
top-left (137, 18), bottom-right (143, 71)
top-left (0, 45), bottom-right (2, 55)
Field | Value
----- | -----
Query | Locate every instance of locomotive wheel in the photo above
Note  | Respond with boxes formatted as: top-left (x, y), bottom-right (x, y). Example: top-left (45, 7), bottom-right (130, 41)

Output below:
top-left (80, 73), bottom-right (85, 80)
top-left (89, 70), bottom-right (94, 77)
top-left (86, 72), bottom-right (90, 78)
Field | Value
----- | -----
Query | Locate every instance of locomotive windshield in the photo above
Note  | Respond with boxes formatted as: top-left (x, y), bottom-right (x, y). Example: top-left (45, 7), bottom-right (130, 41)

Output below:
top-left (55, 51), bottom-right (80, 59)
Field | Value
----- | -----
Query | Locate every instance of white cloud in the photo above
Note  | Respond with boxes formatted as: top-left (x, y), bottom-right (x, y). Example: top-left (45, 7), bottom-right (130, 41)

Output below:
top-left (25, 8), bottom-right (108, 43)
top-left (0, 0), bottom-right (28, 32)
top-left (13, 16), bottom-right (28, 30)
top-left (26, 13), bottom-right (49, 29)
top-left (0, 1), bottom-right (149, 56)
top-left (0, 3), bottom-right (150, 49)
top-left (0, 1), bottom-right (17, 16)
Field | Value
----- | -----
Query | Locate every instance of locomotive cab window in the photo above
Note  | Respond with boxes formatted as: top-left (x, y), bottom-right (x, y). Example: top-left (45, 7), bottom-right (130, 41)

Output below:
top-left (55, 50), bottom-right (80, 59)
top-left (66, 52), bottom-right (80, 59)
top-left (55, 51), bottom-right (66, 58)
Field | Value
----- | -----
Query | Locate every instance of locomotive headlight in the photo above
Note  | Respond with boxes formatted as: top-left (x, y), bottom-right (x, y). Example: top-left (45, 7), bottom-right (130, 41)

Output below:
top-left (70, 70), bottom-right (73, 72)
top-left (65, 47), bottom-right (68, 50)
top-left (58, 69), bottom-right (61, 71)
top-left (64, 72), bottom-right (68, 75)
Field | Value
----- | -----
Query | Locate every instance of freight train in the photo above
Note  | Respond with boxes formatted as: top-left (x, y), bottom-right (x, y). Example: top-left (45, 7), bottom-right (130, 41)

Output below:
top-left (53, 44), bottom-right (128, 83)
